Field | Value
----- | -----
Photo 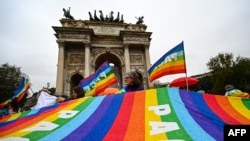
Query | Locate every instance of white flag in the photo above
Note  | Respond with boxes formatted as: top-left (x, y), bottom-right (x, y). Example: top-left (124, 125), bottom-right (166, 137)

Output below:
top-left (32, 91), bottom-right (57, 109)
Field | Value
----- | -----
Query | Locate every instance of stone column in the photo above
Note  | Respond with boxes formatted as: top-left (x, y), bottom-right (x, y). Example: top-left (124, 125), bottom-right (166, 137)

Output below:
top-left (124, 44), bottom-right (130, 73)
top-left (84, 43), bottom-right (90, 77)
top-left (145, 44), bottom-right (153, 87)
top-left (55, 40), bottom-right (65, 95)
top-left (145, 44), bottom-right (151, 70)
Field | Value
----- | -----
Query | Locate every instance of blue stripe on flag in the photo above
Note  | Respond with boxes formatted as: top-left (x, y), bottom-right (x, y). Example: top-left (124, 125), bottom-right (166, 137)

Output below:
top-left (39, 96), bottom-right (105, 141)
top-left (168, 87), bottom-right (215, 141)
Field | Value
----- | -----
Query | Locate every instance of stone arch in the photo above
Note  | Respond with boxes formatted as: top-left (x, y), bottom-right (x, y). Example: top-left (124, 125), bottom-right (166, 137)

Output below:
top-left (70, 73), bottom-right (83, 93)
top-left (92, 52), bottom-right (123, 88)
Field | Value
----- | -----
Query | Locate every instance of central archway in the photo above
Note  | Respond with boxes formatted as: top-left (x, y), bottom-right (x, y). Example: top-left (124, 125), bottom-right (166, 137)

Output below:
top-left (95, 52), bottom-right (122, 88)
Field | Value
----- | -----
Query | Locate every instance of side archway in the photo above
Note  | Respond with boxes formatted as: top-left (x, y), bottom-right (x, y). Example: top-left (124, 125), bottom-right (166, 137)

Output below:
top-left (70, 73), bottom-right (83, 93)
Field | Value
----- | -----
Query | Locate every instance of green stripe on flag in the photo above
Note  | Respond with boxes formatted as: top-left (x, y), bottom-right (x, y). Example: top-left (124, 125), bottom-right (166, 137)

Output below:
top-left (157, 87), bottom-right (192, 140)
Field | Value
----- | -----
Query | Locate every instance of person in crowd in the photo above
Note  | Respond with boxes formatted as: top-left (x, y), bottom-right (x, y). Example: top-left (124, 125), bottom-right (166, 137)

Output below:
top-left (57, 86), bottom-right (85, 102)
top-left (41, 86), bottom-right (85, 102)
top-left (224, 84), bottom-right (249, 98)
top-left (197, 90), bottom-right (205, 94)
top-left (119, 71), bottom-right (144, 93)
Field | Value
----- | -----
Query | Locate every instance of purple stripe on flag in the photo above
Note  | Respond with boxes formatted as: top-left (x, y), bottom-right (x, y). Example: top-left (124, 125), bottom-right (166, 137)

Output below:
top-left (62, 95), bottom-right (115, 140)
top-left (180, 90), bottom-right (222, 140)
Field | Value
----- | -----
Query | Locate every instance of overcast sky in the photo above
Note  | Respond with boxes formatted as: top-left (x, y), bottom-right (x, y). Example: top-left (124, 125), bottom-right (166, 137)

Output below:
top-left (1, 0), bottom-right (249, 92)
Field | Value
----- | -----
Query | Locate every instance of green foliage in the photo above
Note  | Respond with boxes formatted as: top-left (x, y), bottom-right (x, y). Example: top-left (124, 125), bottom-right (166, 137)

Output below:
top-left (206, 53), bottom-right (234, 71)
top-left (206, 53), bottom-right (250, 94)
top-left (231, 57), bottom-right (250, 91)
top-left (0, 63), bottom-right (22, 103)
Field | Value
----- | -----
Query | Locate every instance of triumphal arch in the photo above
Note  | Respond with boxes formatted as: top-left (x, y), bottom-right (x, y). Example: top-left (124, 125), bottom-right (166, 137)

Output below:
top-left (53, 10), bottom-right (152, 95)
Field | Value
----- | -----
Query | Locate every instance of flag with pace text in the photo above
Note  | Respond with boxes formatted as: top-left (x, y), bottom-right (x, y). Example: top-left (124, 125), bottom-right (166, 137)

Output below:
top-left (0, 87), bottom-right (249, 141)
top-left (148, 41), bottom-right (186, 82)
top-left (78, 61), bottom-right (118, 96)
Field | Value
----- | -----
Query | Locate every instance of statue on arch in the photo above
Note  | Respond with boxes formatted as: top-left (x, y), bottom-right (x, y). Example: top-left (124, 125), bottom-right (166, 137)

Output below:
top-left (62, 7), bottom-right (74, 20)
top-left (135, 16), bottom-right (144, 24)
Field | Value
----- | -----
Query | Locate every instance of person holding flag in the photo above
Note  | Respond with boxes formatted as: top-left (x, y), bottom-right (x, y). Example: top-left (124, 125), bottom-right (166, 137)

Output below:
top-left (57, 86), bottom-right (85, 102)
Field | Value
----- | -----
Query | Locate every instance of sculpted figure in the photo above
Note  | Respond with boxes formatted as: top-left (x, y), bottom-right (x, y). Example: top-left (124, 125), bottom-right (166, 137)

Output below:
top-left (94, 10), bottom-right (100, 21)
top-left (113, 12), bottom-right (120, 22)
top-left (109, 11), bottom-right (114, 22)
top-left (99, 10), bottom-right (105, 21)
top-left (88, 11), bottom-right (94, 21)
top-left (119, 14), bottom-right (124, 23)
top-left (136, 16), bottom-right (144, 24)
top-left (62, 7), bottom-right (74, 20)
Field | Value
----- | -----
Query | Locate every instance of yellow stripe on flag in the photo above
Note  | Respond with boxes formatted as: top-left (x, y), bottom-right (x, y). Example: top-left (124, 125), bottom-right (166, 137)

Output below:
top-left (145, 89), bottom-right (167, 140)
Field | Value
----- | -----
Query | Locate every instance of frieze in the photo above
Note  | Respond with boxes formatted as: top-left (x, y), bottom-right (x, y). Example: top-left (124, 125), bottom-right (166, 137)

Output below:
top-left (66, 48), bottom-right (85, 53)
top-left (61, 20), bottom-right (88, 28)
top-left (125, 24), bottom-right (146, 32)
top-left (89, 26), bottom-right (124, 36)
top-left (124, 37), bottom-right (148, 42)
top-left (92, 40), bottom-right (111, 44)
top-left (59, 34), bottom-right (89, 39)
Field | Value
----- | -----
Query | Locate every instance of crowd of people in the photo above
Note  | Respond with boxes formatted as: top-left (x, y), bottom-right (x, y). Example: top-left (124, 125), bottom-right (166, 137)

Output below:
top-left (2, 70), bottom-right (250, 117)
top-left (48, 86), bottom-right (85, 103)
top-left (33, 70), bottom-right (144, 109)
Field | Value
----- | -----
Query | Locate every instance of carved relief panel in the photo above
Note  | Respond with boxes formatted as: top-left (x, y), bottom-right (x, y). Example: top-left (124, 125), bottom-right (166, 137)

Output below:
top-left (69, 54), bottom-right (84, 64)
top-left (130, 55), bottom-right (143, 64)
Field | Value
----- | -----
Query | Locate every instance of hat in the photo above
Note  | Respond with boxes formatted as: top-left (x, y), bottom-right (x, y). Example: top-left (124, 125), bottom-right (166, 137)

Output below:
top-left (225, 85), bottom-right (234, 91)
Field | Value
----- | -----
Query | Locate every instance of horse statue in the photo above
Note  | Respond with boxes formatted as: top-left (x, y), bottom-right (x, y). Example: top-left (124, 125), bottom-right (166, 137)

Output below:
top-left (62, 7), bottom-right (74, 20)
top-left (136, 16), bottom-right (144, 24)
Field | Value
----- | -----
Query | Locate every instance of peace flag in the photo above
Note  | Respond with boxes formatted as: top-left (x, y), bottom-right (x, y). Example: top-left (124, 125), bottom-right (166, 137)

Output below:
top-left (0, 87), bottom-right (249, 141)
top-left (148, 41), bottom-right (186, 82)
top-left (78, 61), bottom-right (118, 96)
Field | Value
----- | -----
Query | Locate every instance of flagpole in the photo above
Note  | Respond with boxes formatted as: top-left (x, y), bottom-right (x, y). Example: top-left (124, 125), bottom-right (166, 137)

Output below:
top-left (185, 73), bottom-right (188, 90)
top-left (182, 41), bottom-right (188, 90)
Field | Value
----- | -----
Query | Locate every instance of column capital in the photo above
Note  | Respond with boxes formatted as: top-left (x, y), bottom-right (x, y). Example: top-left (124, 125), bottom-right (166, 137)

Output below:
top-left (144, 43), bottom-right (150, 48)
top-left (56, 40), bottom-right (65, 47)
top-left (84, 43), bottom-right (91, 47)
top-left (124, 44), bottom-right (129, 47)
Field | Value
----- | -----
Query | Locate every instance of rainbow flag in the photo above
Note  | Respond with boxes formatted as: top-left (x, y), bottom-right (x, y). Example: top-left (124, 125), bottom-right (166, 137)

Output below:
top-left (148, 41), bottom-right (186, 82)
top-left (0, 87), bottom-right (249, 140)
top-left (0, 77), bottom-right (30, 108)
top-left (13, 77), bottom-right (31, 102)
top-left (79, 61), bottom-right (118, 96)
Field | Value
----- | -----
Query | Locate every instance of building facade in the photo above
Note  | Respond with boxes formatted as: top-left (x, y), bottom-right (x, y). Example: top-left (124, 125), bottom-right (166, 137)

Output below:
top-left (53, 18), bottom-right (152, 96)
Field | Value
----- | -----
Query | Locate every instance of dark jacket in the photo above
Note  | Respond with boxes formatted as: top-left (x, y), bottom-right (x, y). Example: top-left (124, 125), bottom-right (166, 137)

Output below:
top-left (123, 85), bottom-right (144, 92)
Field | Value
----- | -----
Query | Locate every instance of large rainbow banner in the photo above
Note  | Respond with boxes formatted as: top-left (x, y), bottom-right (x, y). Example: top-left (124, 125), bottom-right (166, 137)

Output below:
top-left (0, 87), bottom-right (249, 140)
